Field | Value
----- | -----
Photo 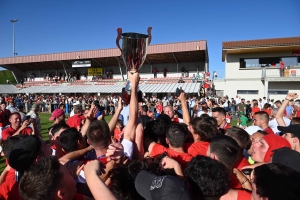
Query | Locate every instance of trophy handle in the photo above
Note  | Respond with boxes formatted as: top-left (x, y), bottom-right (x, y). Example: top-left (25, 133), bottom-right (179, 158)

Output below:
top-left (147, 27), bottom-right (152, 45)
top-left (116, 28), bottom-right (122, 52)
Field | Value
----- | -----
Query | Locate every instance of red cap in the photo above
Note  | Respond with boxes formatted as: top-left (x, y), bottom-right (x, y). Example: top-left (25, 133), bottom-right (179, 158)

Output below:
top-left (49, 109), bottom-right (64, 121)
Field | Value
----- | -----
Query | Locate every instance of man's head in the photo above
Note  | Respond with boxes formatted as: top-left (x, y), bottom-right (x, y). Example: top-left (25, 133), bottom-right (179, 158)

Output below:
top-left (278, 124), bottom-right (300, 150)
top-left (31, 104), bottom-right (39, 112)
top-left (189, 117), bottom-right (216, 142)
top-left (253, 111), bottom-right (270, 128)
top-left (211, 107), bottom-right (226, 127)
top-left (59, 128), bottom-right (85, 153)
top-left (0, 101), bottom-right (6, 110)
top-left (166, 123), bottom-right (188, 148)
top-left (9, 112), bottom-right (22, 127)
top-left (293, 100), bottom-right (300, 111)
top-left (73, 105), bottom-right (83, 115)
top-left (207, 135), bottom-right (240, 169)
top-left (275, 100), bottom-right (282, 108)
top-left (86, 120), bottom-right (110, 149)
top-left (185, 155), bottom-right (231, 199)
top-left (19, 156), bottom-right (77, 200)
top-left (163, 105), bottom-right (174, 119)
top-left (225, 127), bottom-right (251, 150)
top-left (50, 122), bottom-right (70, 139)
top-left (49, 109), bottom-right (65, 123)
top-left (247, 130), bottom-right (267, 155)
top-left (141, 105), bottom-right (148, 115)
top-left (145, 120), bottom-right (168, 147)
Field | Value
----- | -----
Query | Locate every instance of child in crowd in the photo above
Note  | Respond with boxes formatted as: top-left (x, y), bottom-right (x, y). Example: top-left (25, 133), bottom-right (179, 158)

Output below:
top-left (113, 119), bottom-right (123, 142)
top-left (239, 111), bottom-right (248, 128)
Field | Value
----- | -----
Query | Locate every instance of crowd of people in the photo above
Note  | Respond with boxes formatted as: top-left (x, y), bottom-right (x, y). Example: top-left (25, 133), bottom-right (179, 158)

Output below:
top-left (0, 71), bottom-right (299, 199)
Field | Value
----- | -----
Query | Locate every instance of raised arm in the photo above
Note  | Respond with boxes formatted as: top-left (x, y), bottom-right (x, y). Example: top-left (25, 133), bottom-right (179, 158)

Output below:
top-left (108, 97), bottom-right (123, 133)
top-left (123, 72), bottom-right (139, 142)
top-left (80, 105), bottom-right (98, 138)
top-left (276, 93), bottom-right (298, 126)
top-left (178, 89), bottom-right (190, 125)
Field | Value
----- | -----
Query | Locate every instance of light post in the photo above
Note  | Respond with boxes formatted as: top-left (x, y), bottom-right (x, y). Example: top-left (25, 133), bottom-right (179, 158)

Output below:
top-left (10, 19), bottom-right (18, 57)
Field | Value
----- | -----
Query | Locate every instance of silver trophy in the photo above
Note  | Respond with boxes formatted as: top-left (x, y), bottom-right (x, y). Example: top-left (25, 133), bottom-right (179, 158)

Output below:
top-left (116, 27), bottom-right (152, 104)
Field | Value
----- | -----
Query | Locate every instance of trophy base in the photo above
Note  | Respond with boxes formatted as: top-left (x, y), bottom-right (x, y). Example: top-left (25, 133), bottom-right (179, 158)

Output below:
top-left (120, 88), bottom-right (143, 105)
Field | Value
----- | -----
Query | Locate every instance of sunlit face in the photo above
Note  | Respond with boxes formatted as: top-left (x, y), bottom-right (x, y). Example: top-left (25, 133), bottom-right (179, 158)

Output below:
top-left (212, 112), bottom-right (225, 127)
top-left (253, 115), bottom-right (262, 127)
top-left (251, 138), bottom-right (269, 163)
top-left (0, 104), bottom-right (6, 110)
top-left (9, 114), bottom-right (21, 126)
top-left (164, 106), bottom-right (174, 119)
top-left (282, 133), bottom-right (296, 149)
top-left (247, 132), bottom-right (265, 155)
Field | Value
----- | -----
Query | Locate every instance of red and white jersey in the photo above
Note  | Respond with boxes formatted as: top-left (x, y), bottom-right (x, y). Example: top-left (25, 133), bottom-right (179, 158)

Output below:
top-left (172, 117), bottom-right (184, 123)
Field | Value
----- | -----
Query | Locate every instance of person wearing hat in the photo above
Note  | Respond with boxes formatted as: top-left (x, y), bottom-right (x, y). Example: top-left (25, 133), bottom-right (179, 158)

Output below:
top-left (49, 108), bottom-right (65, 125)
top-left (279, 124), bottom-right (300, 153)
top-left (0, 136), bottom-right (52, 200)
top-left (26, 104), bottom-right (41, 134)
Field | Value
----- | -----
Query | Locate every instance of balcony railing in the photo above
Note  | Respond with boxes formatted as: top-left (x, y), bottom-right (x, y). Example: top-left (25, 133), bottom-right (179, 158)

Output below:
top-left (262, 66), bottom-right (300, 78)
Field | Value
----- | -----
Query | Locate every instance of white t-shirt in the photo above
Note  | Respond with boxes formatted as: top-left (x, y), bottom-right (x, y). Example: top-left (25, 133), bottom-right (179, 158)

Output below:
top-left (269, 117), bottom-right (291, 134)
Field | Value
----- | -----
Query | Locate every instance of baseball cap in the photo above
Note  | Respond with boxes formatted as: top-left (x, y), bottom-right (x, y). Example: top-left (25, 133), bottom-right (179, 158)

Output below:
top-left (272, 147), bottom-right (300, 173)
top-left (8, 136), bottom-right (41, 171)
top-left (278, 124), bottom-right (300, 138)
top-left (49, 109), bottom-right (64, 120)
top-left (244, 126), bottom-right (262, 135)
top-left (135, 170), bottom-right (190, 200)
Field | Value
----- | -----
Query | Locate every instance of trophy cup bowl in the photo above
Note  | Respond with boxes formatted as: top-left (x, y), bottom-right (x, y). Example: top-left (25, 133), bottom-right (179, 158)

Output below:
top-left (116, 27), bottom-right (152, 104)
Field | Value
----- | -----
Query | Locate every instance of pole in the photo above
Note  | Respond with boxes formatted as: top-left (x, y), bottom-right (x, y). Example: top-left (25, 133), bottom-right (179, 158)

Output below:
top-left (10, 19), bottom-right (18, 57)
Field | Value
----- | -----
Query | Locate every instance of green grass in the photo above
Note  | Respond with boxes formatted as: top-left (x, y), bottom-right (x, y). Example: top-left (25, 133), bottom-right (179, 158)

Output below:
top-left (0, 70), bottom-right (17, 84)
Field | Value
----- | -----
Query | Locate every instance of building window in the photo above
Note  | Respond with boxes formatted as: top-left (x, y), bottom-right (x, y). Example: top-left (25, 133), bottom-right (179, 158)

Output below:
top-left (282, 57), bottom-right (298, 66)
top-left (237, 90), bottom-right (258, 94)
top-left (268, 90), bottom-right (288, 95)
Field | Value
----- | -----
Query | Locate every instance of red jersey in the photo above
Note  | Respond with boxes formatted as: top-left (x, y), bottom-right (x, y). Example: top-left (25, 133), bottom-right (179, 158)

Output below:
top-left (263, 127), bottom-right (275, 134)
top-left (0, 176), bottom-right (22, 200)
top-left (0, 109), bottom-right (11, 127)
top-left (172, 117), bottom-right (184, 123)
top-left (1, 126), bottom-right (33, 141)
top-left (251, 107), bottom-right (260, 117)
top-left (184, 142), bottom-right (210, 157)
top-left (296, 110), bottom-right (300, 117)
top-left (223, 123), bottom-right (231, 130)
top-left (237, 189), bottom-right (251, 200)
top-left (66, 114), bottom-right (82, 129)
top-left (150, 144), bottom-right (192, 169)
top-left (156, 105), bottom-right (163, 114)
top-left (234, 157), bottom-right (250, 170)
top-left (114, 128), bottom-right (122, 142)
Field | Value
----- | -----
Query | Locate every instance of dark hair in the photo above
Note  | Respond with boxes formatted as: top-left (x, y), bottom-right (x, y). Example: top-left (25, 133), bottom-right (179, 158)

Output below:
top-left (255, 111), bottom-right (270, 122)
top-left (141, 105), bottom-right (148, 112)
top-left (58, 104), bottom-right (65, 109)
top-left (19, 156), bottom-right (62, 200)
top-left (254, 163), bottom-right (300, 200)
top-left (86, 120), bottom-right (110, 148)
top-left (256, 130), bottom-right (268, 135)
top-left (144, 120), bottom-right (168, 147)
top-left (185, 155), bottom-right (231, 199)
top-left (190, 117), bottom-right (216, 142)
top-left (50, 121), bottom-right (70, 136)
top-left (59, 128), bottom-right (83, 153)
top-left (109, 153), bottom-right (174, 200)
top-left (156, 114), bottom-right (172, 126)
top-left (209, 135), bottom-right (240, 169)
top-left (212, 107), bottom-right (226, 116)
top-left (226, 127), bottom-right (251, 150)
top-left (74, 105), bottom-right (82, 114)
top-left (2, 135), bottom-right (28, 157)
top-left (274, 100), bottom-right (282, 104)
top-left (166, 123), bottom-right (188, 148)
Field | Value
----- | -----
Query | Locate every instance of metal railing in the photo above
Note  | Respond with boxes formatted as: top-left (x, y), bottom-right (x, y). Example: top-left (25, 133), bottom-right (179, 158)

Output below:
top-left (262, 66), bottom-right (300, 78)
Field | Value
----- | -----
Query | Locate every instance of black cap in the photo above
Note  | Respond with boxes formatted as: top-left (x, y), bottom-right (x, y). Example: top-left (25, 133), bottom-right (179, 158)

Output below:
top-left (135, 170), bottom-right (190, 200)
top-left (272, 147), bottom-right (300, 173)
top-left (8, 136), bottom-right (41, 171)
top-left (278, 124), bottom-right (300, 138)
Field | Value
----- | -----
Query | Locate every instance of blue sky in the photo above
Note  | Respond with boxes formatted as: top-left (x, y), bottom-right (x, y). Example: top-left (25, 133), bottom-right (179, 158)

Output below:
top-left (0, 0), bottom-right (299, 76)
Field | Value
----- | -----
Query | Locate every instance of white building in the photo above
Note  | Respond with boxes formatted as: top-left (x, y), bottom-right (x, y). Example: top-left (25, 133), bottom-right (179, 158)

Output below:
top-left (214, 37), bottom-right (300, 101)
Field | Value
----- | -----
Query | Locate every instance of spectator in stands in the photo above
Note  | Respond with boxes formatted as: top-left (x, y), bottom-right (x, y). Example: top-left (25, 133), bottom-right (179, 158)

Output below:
top-left (153, 67), bottom-right (158, 78)
top-left (181, 66), bottom-right (185, 77)
top-left (163, 67), bottom-right (167, 78)
top-left (178, 77), bottom-right (185, 83)
top-left (280, 60), bottom-right (285, 77)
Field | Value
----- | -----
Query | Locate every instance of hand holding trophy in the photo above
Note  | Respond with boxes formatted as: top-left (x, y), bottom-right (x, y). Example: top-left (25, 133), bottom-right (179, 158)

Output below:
top-left (116, 27), bottom-right (152, 104)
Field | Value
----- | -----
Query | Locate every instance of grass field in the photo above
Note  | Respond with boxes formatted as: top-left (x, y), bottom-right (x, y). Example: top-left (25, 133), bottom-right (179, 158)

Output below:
top-left (0, 113), bottom-right (248, 172)
top-left (0, 70), bottom-right (17, 84)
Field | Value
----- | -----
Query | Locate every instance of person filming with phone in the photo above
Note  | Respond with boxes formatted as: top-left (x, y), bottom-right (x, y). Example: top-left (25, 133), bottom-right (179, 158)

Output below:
top-left (1, 112), bottom-right (38, 141)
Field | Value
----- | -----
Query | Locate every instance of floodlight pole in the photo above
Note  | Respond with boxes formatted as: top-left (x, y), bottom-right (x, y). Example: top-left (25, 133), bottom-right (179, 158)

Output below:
top-left (10, 19), bottom-right (18, 57)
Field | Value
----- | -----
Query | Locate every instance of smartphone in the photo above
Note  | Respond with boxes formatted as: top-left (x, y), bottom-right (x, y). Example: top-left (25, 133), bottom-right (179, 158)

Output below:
top-left (25, 115), bottom-right (31, 120)
top-left (241, 168), bottom-right (253, 175)
top-left (175, 88), bottom-right (180, 96)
